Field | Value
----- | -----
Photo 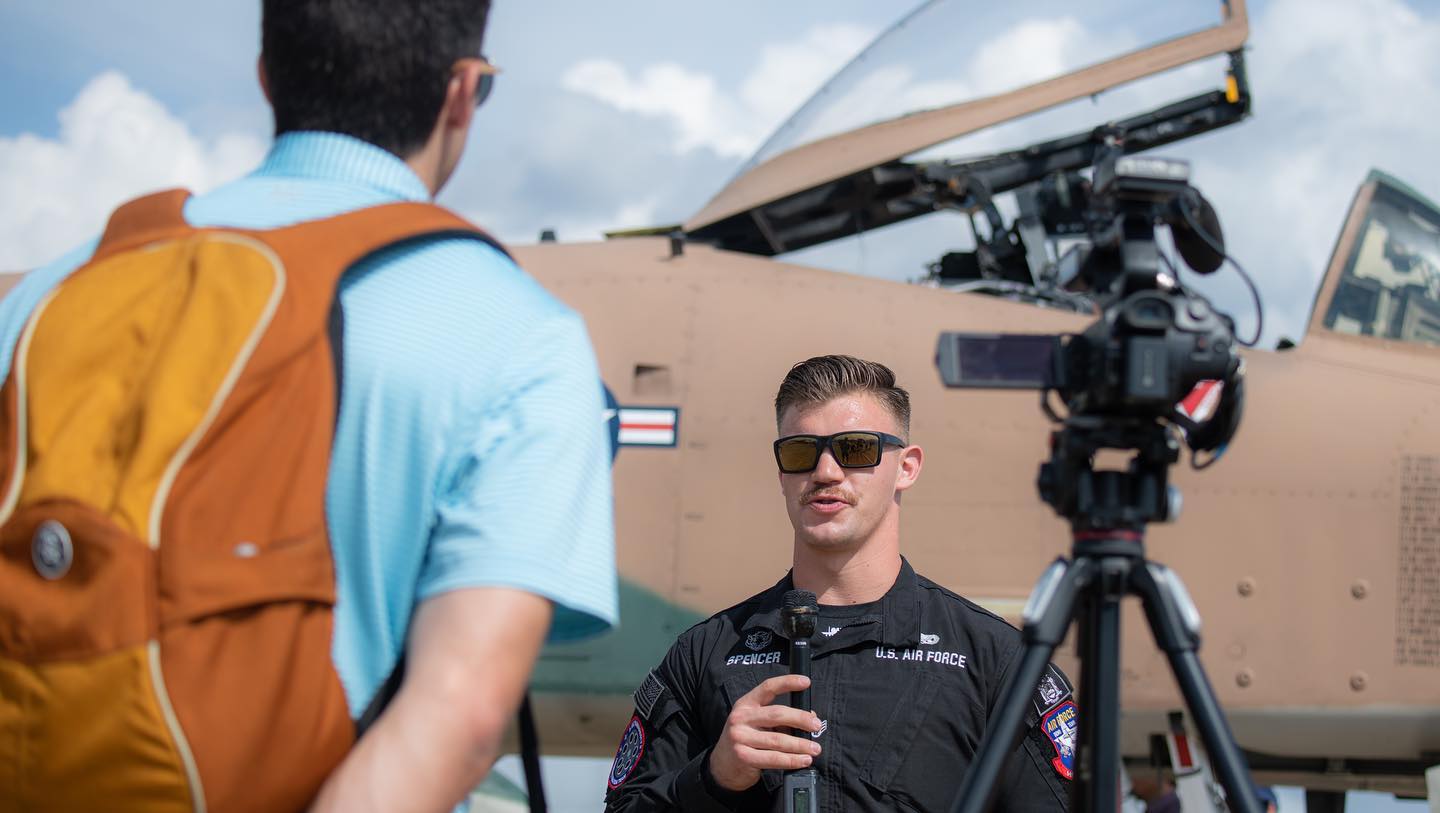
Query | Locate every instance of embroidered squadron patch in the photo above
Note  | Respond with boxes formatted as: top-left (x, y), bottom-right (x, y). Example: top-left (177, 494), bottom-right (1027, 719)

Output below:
top-left (1031, 663), bottom-right (1073, 718)
top-left (608, 715), bottom-right (646, 790)
top-left (1042, 701), bottom-right (1078, 780)
top-left (1037, 673), bottom-right (1065, 708)
top-left (745, 630), bottom-right (773, 651)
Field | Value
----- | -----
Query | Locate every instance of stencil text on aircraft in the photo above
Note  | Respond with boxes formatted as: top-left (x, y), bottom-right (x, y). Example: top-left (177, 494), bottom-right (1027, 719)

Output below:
top-left (1397, 456), bottom-right (1440, 667)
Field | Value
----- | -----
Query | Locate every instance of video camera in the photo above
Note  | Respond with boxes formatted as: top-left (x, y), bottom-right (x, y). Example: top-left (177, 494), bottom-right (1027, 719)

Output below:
top-left (935, 138), bottom-right (1245, 527)
top-left (937, 142), bottom-right (1243, 433)
top-left (929, 66), bottom-right (1267, 813)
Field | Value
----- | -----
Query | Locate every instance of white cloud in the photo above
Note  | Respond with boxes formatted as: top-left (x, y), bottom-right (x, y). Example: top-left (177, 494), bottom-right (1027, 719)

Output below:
top-left (738, 23), bottom-right (877, 127)
top-left (0, 71), bottom-right (266, 270)
top-left (561, 60), bottom-right (751, 157)
top-left (560, 22), bottom-right (875, 159)
top-left (776, 67), bottom-right (971, 157)
top-left (968, 18), bottom-right (1106, 98)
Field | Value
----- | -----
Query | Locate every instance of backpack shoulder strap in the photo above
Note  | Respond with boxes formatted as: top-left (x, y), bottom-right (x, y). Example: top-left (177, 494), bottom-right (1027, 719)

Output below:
top-left (248, 202), bottom-right (512, 327)
top-left (92, 188), bottom-right (195, 263)
top-left (92, 191), bottom-right (509, 283)
top-left (258, 201), bottom-right (512, 289)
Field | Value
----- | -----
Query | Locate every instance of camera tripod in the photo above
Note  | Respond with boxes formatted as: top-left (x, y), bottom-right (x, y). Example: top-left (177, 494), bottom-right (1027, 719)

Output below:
top-left (948, 417), bottom-right (1261, 813)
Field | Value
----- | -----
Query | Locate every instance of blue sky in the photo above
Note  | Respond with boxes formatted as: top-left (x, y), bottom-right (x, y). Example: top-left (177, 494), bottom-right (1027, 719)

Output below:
top-left (5, 0), bottom-right (1440, 350)
top-left (1, 3), bottom-right (1437, 807)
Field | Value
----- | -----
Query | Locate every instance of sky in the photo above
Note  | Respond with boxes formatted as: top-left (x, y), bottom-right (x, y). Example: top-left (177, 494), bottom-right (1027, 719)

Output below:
top-left (4, 0), bottom-right (1440, 349)
top-left (1, 2), bottom-right (1436, 810)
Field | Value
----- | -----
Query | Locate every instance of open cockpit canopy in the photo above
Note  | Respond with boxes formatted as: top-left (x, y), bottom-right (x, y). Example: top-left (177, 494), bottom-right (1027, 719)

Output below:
top-left (686, 0), bottom-right (1250, 256)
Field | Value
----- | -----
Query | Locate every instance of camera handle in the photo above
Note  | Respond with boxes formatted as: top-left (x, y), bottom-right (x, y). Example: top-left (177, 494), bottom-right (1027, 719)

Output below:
top-left (947, 427), bottom-right (1262, 813)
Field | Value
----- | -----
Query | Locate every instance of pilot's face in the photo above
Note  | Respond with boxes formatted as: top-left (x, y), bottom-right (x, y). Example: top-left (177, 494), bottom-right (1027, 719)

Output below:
top-left (777, 392), bottom-right (921, 552)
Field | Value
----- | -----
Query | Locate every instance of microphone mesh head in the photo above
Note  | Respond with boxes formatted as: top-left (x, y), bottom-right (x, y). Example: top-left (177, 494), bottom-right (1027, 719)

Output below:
top-left (784, 589), bottom-right (817, 612)
top-left (1173, 189), bottom-right (1226, 275)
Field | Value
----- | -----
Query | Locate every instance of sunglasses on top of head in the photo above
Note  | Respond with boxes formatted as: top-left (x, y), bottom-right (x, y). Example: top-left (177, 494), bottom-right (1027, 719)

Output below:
top-left (773, 431), bottom-right (906, 474)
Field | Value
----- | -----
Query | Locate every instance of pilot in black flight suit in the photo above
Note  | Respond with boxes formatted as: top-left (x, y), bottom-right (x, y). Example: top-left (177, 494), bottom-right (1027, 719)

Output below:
top-left (602, 356), bottom-right (1075, 812)
top-left (603, 560), bottom-right (1074, 811)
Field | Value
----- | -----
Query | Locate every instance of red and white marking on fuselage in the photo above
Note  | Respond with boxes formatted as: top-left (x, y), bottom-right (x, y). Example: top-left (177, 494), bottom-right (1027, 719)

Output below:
top-left (618, 407), bottom-right (678, 446)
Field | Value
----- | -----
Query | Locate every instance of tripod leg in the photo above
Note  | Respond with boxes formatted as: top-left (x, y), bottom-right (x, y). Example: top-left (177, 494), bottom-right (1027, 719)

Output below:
top-left (949, 559), bottom-right (1089, 813)
top-left (1133, 563), bottom-right (1263, 813)
top-left (1075, 560), bottom-right (1124, 813)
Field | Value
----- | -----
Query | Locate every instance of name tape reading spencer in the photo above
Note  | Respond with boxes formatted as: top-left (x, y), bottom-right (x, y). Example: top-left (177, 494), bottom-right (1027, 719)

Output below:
top-left (726, 651), bottom-right (783, 666)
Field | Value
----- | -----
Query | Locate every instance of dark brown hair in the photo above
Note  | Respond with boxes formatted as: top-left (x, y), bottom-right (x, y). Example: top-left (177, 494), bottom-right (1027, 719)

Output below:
top-left (774, 355), bottom-right (911, 439)
top-left (263, 0), bottom-right (492, 157)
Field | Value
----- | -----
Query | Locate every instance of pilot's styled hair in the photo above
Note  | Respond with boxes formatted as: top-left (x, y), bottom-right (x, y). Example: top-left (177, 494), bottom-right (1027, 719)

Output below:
top-left (775, 355), bottom-right (912, 440)
top-left (262, 0), bottom-right (491, 158)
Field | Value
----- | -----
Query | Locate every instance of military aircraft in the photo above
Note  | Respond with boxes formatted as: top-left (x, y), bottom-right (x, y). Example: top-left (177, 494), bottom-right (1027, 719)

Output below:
top-left (497, 0), bottom-right (1439, 808)
top-left (4, 1), bottom-right (1430, 810)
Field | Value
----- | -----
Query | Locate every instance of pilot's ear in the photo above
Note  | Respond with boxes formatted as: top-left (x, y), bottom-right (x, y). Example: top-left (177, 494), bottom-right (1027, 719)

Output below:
top-left (895, 445), bottom-right (923, 492)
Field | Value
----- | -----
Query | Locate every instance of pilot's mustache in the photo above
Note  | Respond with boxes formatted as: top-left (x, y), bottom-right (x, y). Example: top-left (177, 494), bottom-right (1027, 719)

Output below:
top-left (803, 489), bottom-right (855, 505)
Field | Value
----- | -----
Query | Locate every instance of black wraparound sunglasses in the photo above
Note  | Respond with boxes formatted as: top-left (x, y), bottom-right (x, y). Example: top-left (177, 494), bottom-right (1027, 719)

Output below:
top-left (773, 431), bottom-right (906, 474)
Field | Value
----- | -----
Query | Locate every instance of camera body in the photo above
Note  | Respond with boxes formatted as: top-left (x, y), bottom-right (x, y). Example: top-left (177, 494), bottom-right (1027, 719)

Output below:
top-left (936, 142), bottom-right (1244, 528)
top-left (1058, 287), bottom-right (1235, 417)
top-left (936, 146), bottom-right (1241, 430)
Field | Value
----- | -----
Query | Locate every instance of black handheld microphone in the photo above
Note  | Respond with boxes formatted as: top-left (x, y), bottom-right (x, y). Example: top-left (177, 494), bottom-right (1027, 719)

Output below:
top-left (781, 589), bottom-right (819, 813)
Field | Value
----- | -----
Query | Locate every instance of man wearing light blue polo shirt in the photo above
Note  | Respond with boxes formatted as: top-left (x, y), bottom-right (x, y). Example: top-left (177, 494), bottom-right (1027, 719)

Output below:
top-left (0, 1), bottom-right (617, 811)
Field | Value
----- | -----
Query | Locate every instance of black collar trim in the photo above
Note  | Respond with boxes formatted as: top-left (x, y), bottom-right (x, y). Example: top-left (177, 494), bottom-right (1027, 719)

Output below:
top-left (737, 557), bottom-right (922, 649)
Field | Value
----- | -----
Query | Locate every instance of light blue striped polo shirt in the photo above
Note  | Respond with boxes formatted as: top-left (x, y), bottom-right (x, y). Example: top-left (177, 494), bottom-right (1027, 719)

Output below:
top-left (0, 131), bottom-right (619, 718)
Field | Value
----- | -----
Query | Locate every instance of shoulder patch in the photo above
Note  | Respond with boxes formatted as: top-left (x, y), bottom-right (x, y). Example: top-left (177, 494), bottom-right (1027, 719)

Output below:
top-left (607, 715), bottom-right (647, 790)
top-left (1031, 663), bottom-right (1074, 719)
top-left (1042, 700), bottom-right (1078, 780)
top-left (634, 670), bottom-right (667, 722)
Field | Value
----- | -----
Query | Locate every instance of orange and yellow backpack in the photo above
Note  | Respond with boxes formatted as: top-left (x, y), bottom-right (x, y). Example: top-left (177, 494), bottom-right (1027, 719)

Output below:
top-left (0, 190), bottom-right (493, 812)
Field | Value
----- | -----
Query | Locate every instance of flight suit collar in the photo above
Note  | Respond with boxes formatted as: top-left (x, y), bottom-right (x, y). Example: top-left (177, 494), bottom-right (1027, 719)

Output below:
top-left (738, 557), bottom-right (923, 654)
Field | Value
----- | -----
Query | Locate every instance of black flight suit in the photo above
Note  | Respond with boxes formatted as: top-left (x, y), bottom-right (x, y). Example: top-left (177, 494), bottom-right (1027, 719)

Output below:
top-left (603, 559), bottom-right (1075, 812)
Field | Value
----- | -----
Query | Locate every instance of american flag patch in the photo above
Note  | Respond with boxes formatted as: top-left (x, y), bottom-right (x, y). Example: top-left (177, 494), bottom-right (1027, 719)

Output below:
top-left (618, 407), bottom-right (679, 447)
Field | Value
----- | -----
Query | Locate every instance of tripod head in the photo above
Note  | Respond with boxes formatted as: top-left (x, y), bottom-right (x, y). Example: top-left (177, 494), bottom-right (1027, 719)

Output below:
top-left (1038, 417), bottom-right (1181, 535)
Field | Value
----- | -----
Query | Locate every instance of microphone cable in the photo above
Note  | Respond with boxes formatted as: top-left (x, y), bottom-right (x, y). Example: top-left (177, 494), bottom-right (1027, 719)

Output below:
top-left (1178, 194), bottom-right (1265, 348)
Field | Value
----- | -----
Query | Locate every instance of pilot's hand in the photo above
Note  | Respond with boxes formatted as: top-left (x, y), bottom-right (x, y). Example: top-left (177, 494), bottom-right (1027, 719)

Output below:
top-left (708, 674), bottom-right (823, 792)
